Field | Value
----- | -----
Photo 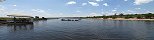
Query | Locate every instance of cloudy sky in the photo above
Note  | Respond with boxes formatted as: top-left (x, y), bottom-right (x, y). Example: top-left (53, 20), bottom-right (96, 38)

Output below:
top-left (0, 0), bottom-right (154, 17)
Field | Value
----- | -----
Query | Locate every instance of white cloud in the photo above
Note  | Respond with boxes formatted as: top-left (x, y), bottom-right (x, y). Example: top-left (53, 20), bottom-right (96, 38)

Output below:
top-left (13, 5), bottom-right (17, 7)
top-left (82, 3), bottom-right (87, 6)
top-left (0, 5), bottom-right (8, 17)
top-left (66, 1), bottom-right (76, 5)
top-left (0, 8), bottom-right (5, 12)
top-left (88, 2), bottom-right (99, 6)
top-left (0, 6), bottom-right (54, 17)
top-left (114, 8), bottom-right (117, 9)
top-left (127, 10), bottom-right (131, 11)
top-left (89, 13), bottom-right (102, 16)
top-left (103, 3), bottom-right (109, 6)
top-left (0, 5), bottom-right (5, 11)
top-left (31, 9), bottom-right (45, 13)
top-left (0, 9), bottom-right (5, 15)
top-left (146, 10), bottom-right (153, 13)
top-left (13, 9), bottom-right (18, 10)
top-left (124, 0), bottom-right (128, 1)
top-left (8, 12), bottom-right (30, 16)
top-left (76, 10), bottom-right (81, 12)
top-left (112, 10), bottom-right (117, 12)
top-left (134, 0), bottom-right (153, 5)
top-left (101, 12), bottom-right (115, 15)
top-left (59, 13), bottom-right (63, 15)
top-left (31, 9), bottom-right (54, 17)
top-left (135, 8), bottom-right (141, 10)
top-left (127, 10), bottom-right (135, 13)
top-left (96, 0), bottom-right (103, 2)
top-left (47, 9), bottom-right (51, 10)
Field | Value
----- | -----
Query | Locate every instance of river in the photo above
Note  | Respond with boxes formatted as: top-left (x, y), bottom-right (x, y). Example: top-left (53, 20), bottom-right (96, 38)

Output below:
top-left (0, 19), bottom-right (154, 40)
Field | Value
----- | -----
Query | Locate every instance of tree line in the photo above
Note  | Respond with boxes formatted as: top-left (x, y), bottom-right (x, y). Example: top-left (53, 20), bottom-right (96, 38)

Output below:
top-left (87, 13), bottom-right (154, 19)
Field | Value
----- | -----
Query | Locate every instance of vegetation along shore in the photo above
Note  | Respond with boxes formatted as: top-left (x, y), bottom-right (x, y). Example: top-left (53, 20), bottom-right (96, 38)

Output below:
top-left (87, 13), bottom-right (154, 20)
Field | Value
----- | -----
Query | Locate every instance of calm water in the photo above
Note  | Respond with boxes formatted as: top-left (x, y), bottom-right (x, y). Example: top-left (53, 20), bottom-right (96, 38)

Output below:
top-left (0, 19), bottom-right (154, 40)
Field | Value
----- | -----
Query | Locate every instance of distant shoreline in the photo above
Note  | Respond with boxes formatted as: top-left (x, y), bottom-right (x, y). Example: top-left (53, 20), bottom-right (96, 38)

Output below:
top-left (97, 18), bottom-right (154, 21)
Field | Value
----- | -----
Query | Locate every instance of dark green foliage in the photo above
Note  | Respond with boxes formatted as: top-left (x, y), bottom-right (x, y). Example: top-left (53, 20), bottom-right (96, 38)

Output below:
top-left (35, 16), bottom-right (39, 19)
top-left (87, 13), bottom-right (154, 19)
top-left (136, 14), bottom-right (143, 19)
top-left (119, 13), bottom-right (124, 17)
top-left (144, 13), bottom-right (153, 19)
top-left (42, 17), bottom-right (47, 20)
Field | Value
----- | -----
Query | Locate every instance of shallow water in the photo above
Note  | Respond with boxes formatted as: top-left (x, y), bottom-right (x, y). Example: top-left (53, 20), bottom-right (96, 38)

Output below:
top-left (0, 19), bottom-right (154, 40)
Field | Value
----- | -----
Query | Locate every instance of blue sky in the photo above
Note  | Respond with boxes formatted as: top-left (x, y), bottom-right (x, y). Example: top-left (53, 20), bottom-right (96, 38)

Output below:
top-left (0, 0), bottom-right (154, 17)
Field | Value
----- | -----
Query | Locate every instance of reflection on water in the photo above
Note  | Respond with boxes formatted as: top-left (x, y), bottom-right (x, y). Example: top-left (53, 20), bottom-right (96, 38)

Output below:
top-left (7, 24), bottom-right (34, 32)
top-left (0, 19), bottom-right (154, 40)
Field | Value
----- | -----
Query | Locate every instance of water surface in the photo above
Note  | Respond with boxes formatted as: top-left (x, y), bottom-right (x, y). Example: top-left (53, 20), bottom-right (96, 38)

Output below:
top-left (0, 19), bottom-right (154, 40)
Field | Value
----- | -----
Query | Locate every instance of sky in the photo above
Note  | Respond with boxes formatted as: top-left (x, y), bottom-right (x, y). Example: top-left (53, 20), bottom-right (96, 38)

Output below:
top-left (0, 0), bottom-right (154, 17)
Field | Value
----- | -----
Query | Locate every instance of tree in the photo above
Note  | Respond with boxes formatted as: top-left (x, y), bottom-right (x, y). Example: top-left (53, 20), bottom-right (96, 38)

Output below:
top-left (42, 17), bottom-right (45, 19)
top-left (42, 17), bottom-right (47, 19)
top-left (152, 13), bottom-right (154, 18)
top-left (119, 13), bottom-right (124, 18)
top-left (145, 13), bottom-right (153, 19)
top-left (102, 15), bottom-right (108, 19)
top-left (125, 15), bottom-right (131, 19)
top-left (35, 16), bottom-right (39, 19)
top-left (112, 13), bottom-right (117, 19)
top-left (114, 13), bottom-right (117, 16)
top-left (136, 14), bottom-right (143, 19)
